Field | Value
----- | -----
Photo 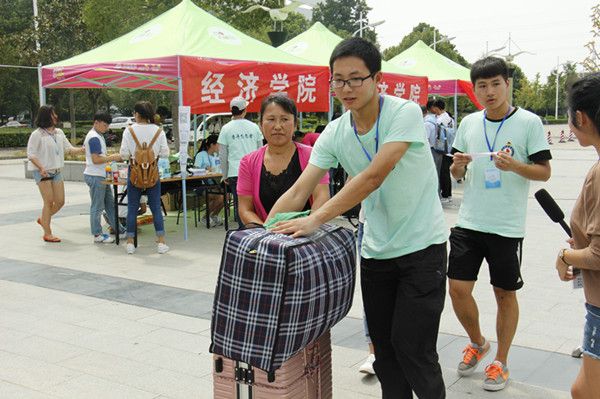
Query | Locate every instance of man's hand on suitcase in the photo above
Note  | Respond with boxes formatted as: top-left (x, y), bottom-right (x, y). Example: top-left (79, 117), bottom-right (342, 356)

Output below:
top-left (270, 215), bottom-right (320, 238)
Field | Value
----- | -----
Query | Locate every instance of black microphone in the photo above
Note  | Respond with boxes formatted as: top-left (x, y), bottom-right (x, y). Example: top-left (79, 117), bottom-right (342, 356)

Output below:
top-left (534, 189), bottom-right (572, 237)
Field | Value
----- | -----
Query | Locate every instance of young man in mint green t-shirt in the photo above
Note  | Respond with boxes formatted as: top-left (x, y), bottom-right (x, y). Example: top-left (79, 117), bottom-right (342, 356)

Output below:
top-left (218, 96), bottom-right (263, 228)
top-left (448, 57), bottom-right (551, 392)
top-left (268, 37), bottom-right (448, 399)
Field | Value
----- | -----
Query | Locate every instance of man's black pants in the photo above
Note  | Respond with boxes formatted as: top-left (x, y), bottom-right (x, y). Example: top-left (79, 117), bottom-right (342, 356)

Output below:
top-left (361, 243), bottom-right (447, 399)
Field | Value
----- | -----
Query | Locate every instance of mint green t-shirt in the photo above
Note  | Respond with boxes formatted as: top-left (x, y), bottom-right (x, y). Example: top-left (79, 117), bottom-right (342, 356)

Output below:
top-left (452, 108), bottom-right (550, 237)
top-left (310, 95), bottom-right (448, 259)
top-left (218, 119), bottom-right (263, 177)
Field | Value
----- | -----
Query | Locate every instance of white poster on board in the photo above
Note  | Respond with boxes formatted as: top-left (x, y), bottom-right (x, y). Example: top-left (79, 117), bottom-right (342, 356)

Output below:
top-left (178, 106), bottom-right (191, 166)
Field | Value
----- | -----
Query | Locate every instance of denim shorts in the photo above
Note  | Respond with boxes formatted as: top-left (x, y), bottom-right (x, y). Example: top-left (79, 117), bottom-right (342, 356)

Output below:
top-left (583, 303), bottom-right (600, 360)
top-left (33, 170), bottom-right (63, 184)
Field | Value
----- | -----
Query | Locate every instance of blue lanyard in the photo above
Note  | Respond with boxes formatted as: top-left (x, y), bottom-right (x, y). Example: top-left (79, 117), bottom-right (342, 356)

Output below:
top-left (483, 107), bottom-right (512, 160)
top-left (352, 96), bottom-right (384, 162)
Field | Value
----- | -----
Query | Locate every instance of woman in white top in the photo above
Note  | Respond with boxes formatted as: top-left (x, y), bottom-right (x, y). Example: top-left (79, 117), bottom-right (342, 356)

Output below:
top-left (27, 105), bottom-right (84, 243)
top-left (119, 101), bottom-right (170, 254)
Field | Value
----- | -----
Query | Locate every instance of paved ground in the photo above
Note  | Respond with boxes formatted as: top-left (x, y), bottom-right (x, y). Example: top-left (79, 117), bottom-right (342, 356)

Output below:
top-left (0, 134), bottom-right (592, 398)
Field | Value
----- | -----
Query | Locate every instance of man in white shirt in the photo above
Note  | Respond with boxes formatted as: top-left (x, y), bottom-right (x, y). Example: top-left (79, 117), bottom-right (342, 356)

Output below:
top-left (83, 112), bottom-right (124, 243)
top-left (218, 97), bottom-right (263, 228)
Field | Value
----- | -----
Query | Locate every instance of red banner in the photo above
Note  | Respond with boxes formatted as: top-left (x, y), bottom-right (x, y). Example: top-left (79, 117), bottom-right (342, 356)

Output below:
top-left (181, 56), bottom-right (330, 114)
top-left (378, 73), bottom-right (428, 105)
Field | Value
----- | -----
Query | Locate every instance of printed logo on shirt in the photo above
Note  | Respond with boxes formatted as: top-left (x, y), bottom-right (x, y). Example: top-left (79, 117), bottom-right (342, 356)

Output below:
top-left (500, 141), bottom-right (514, 157)
top-left (232, 133), bottom-right (254, 140)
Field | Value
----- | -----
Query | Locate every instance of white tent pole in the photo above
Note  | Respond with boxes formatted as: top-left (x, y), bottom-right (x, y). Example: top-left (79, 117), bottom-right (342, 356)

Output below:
top-left (328, 92), bottom-right (333, 122)
top-left (177, 56), bottom-right (189, 241)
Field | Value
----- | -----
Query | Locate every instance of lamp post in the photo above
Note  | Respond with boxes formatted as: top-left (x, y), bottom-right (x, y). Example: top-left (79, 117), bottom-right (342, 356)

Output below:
top-left (33, 0), bottom-right (45, 106)
top-left (352, 12), bottom-right (385, 38)
top-left (484, 41), bottom-right (506, 57)
top-left (429, 30), bottom-right (455, 51)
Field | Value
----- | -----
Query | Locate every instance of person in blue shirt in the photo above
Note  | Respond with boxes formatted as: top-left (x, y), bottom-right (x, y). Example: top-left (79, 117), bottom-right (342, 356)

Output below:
top-left (194, 135), bottom-right (224, 226)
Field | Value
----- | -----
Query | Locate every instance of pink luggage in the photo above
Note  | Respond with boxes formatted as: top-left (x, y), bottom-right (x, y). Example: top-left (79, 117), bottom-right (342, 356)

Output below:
top-left (213, 331), bottom-right (332, 399)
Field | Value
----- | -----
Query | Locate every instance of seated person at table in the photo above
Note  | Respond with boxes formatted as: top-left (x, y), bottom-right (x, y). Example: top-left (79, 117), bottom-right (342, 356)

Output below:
top-left (194, 135), bottom-right (224, 226)
top-left (237, 94), bottom-right (330, 225)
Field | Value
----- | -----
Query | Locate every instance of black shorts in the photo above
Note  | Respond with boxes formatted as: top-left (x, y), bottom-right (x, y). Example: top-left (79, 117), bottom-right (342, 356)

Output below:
top-left (448, 227), bottom-right (524, 291)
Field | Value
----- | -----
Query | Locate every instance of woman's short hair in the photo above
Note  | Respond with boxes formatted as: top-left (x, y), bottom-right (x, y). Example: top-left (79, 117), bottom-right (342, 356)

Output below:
top-left (134, 101), bottom-right (155, 122)
top-left (199, 134), bottom-right (219, 152)
top-left (259, 94), bottom-right (298, 124)
top-left (35, 105), bottom-right (57, 129)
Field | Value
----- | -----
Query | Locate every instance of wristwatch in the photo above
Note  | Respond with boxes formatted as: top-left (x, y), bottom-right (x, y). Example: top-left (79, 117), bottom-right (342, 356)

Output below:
top-left (559, 248), bottom-right (571, 266)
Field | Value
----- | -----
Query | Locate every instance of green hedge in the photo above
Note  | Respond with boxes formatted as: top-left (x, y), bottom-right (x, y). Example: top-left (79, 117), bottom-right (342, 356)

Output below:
top-left (0, 126), bottom-right (94, 148)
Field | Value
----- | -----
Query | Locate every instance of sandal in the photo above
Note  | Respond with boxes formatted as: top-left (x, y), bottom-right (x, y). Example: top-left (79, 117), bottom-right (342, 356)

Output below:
top-left (43, 235), bottom-right (61, 243)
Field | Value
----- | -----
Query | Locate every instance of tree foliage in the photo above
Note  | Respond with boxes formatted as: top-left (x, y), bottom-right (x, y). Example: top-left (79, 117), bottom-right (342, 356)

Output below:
top-left (312, 0), bottom-right (377, 44)
top-left (583, 4), bottom-right (600, 72)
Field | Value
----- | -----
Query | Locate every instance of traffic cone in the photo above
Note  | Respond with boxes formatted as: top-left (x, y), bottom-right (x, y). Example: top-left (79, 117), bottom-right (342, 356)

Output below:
top-left (568, 130), bottom-right (576, 142)
top-left (559, 130), bottom-right (566, 143)
top-left (547, 131), bottom-right (554, 145)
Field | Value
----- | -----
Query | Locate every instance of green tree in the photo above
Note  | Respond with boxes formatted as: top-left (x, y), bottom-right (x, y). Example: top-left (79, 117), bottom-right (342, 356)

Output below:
top-left (541, 62), bottom-right (579, 117)
top-left (312, 0), bottom-right (377, 44)
top-left (382, 23), bottom-right (468, 67)
top-left (514, 73), bottom-right (545, 112)
top-left (583, 4), bottom-right (600, 73)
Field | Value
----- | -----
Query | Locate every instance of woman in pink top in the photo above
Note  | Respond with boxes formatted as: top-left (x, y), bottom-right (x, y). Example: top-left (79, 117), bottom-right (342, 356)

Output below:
top-left (237, 95), bottom-right (329, 225)
top-left (555, 73), bottom-right (600, 398)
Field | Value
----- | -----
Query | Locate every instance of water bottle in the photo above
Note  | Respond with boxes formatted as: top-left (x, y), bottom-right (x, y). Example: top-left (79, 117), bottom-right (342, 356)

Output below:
top-left (213, 154), bottom-right (221, 174)
top-left (111, 161), bottom-right (118, 182)
top-left (105, 163), bottom-right (111, 181)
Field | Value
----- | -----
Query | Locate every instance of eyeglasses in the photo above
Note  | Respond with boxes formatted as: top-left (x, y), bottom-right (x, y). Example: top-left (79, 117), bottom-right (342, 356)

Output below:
top-left (330, 74), bottom-right (374, 89)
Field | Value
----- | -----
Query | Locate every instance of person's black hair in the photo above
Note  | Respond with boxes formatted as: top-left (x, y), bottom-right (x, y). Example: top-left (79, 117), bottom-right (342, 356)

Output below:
top-left (35, 105), bottom-right (57, 129)
top-left (293, 129), bottom-right (305, 142)
top-left (434, 99), bottom-right (446, 110)
top-left (568, 72), bottom-right (600, 134)
top-left (198, 134), bottom-right (219, 152)
top-left (93, 111), bottom-right (112, 125)
top-left (133, 101), bottom-right (155, 122)
top-left (420, 105), bottom-right (427, 115)
top-left (231, 107), bottom-right (244, 116)
top-left (470, 56), bottom-right (509, 84)
top-left (332, 112), bottom-right (342, 121)
top-left (259, 94), bottom-right (298, 124)
top-left (329, 37), bottom-right (381, 75)
top-left (426, 99), bottom-right (436, 111)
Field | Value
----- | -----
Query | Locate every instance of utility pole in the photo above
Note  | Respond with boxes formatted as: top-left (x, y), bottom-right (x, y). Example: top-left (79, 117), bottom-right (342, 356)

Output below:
top-left (33, 0), bottom-right (45, 106)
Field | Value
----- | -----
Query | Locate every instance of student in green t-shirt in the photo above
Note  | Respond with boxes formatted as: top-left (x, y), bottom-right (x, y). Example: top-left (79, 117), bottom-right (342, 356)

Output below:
top-left (448, 57), bottom-right (552, 392)
top-left (268, 37), bottom-right (448, 399)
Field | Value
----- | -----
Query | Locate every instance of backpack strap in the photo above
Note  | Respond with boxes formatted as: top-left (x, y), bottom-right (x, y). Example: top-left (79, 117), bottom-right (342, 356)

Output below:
top-left (128, 126), bottom-right (142, 148)
top-left (149, 127), bottom-right (163, 147)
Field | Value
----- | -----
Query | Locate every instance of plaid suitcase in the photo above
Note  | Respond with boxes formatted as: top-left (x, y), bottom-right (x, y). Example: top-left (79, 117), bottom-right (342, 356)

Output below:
top-left (210, 223), bottom-right (355, 373)
top-left (213, 331), bottom-right (332, 399)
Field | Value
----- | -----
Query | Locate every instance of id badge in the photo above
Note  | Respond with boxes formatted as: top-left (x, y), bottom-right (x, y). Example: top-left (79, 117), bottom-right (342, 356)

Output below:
top-left (573, 269), bottom-right (584, 289)
top-left (484, 166), bottom-right (501, 189)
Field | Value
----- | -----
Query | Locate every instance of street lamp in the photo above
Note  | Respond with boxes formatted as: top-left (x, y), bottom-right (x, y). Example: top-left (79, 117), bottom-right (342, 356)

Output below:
top-left (554, 57), bottom-right (572, 119)
top-left (484, 41), bottom-right (506, 57)
top-left (429, 30), bottom-right (455, 51)
top-left (353, 12), bottom-right (385, 38)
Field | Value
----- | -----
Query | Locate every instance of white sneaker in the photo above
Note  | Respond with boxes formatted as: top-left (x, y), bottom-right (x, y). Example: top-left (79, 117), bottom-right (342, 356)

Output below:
top-left (358, 354), bottom-right (375, 375)
top-left (126, 243), bottom-right (135, 254)
top-left (440, 197), bottom-right (453, 204)
top-left (157, 243), bottom-right (170, 254)
top-left (94, 234), bottom-right (115, 244)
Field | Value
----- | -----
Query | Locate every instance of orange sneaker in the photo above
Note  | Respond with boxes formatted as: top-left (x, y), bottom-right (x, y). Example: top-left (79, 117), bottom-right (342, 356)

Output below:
top-left (483, 360), bottom-right (509, 391)
top-left (457, 339), bottom-right (490, 376)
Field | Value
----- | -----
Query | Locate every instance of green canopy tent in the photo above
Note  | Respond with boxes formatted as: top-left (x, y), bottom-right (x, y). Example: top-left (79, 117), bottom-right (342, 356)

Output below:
top-left (388, 40), bottom-right (483, 116)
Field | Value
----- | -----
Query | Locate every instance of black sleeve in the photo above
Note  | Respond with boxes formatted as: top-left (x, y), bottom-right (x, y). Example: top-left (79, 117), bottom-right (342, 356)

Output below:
top-left (529, 149), bottom-right (552, 163)
top-left (451, 147), bottom-right (461, 155)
